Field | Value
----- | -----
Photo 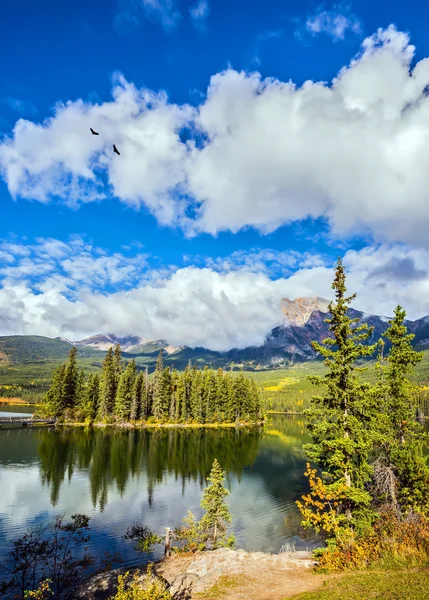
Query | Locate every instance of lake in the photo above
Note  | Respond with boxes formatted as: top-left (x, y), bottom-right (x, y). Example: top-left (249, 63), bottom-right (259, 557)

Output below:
top-left (0, 409), bottom-right (318, 572)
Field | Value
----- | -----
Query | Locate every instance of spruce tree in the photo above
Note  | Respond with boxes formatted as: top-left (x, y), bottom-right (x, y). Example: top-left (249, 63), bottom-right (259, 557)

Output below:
top-left (216, 368), bottom-right (229, 423)
top-left (45, 364), bottom-right (66, 417)
top-left (62, 347), bottom-right (79, 410)
top-left (233, 372), bottom-right (248, 421)
top-left (84, 372), bottom-right (100, 421)
top-left (98, 347), bottom-right (116, 419)
top-left (372, 306), bottom-right (429, 512)
top-left (176, 373), bottom-right (187, 422)
top-left (200, 459), bottom-right (234, 549)
top-left (204, 368), bottom-right (217, 423)
top-left (115, 360), bottom-right (137, 421)
top-left (302, 258), bottom-right (378, 526)
top-left (190, 370), bottom-right (204, 423)
top-left (130, 372), bottom-right (144, 421)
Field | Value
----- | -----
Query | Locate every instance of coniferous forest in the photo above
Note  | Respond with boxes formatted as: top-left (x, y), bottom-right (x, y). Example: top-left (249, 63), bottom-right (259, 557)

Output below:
top-left (42, 346), bottom-right (262, 425)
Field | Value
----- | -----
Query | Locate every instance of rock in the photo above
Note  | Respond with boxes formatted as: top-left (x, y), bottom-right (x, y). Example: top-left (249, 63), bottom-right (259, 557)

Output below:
top-left (158, 548), bottom-right (316, 597)
top-left (76, 566), bottom-right (171, 600)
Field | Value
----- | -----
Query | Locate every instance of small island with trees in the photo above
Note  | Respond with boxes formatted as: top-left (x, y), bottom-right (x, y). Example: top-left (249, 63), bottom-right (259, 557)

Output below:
top-left (40, 347), bottom-right (263, 427)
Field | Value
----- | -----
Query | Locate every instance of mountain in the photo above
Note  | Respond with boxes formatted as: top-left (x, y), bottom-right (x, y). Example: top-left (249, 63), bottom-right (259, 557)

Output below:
top-left (1, 297), bottom-right (429, 372)
top-left (74, 334), bottom-right (182, 355)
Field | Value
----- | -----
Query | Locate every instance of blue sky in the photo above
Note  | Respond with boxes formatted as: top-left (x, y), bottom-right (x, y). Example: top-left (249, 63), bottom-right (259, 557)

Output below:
top-left (1, 0), bottom-right (429, 349)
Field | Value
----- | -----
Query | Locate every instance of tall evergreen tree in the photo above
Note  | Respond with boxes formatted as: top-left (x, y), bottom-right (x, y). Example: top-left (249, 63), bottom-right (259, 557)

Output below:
top-left (62, 347), bottom-right (79, 410)
top-left (98, 347), bottom-right (116, 419)
top-left (83, 372), bottom-right (100, 421)
top-left (115, 360), bottom-right (137, 421)
top-left (302, 258), bottom-right (378, 524)
top-left (113, 344), bottom-right (123, 391)
top-left (130, 372), bottom-right (144, 421)
top-left (200, 459), bottom-right (234, 549)
top-left (372, 306), bottom-right (429, 512)
top-left (203, 368), bottom-right (217, 423)
top-left (152, 352), bottom-right (170, 420)
top-left (45, 364), bottom-right (66, 417)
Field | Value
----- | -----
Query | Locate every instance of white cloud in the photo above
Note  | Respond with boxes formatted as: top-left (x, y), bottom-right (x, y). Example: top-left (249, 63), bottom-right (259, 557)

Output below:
top-left (189, 0), bottom-right (209, 29)
top-left (3, 26), bottom-right (429, 246)
top-left (303, 4), bottom-right (361, 41)
top-left (2, 240), bottom-right (429, 350)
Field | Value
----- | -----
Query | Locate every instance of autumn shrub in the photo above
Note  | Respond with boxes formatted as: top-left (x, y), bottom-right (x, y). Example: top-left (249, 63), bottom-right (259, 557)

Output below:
top-left (315, 509), bottom-right (429, 573)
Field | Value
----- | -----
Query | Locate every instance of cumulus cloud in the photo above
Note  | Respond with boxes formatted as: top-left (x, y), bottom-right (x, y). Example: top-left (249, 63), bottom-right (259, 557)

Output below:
top-left (3, 239), bottom-right (429, 349)
top-left (3, 27), bottom-right (429, 246)
top-left (189, 0), bottom-right (209, 29)
top-left (302, 3), bottom-right (361, 41)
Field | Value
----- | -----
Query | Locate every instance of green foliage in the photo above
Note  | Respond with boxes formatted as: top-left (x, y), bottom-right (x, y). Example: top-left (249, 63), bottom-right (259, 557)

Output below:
top-left (115, 361), bottom-right (137, 421)
top-left (371, 307), bottom-right (429, 513)
top-left (123, 525), bottom-right (163, 554)
top-left (41, 346), bottom-right (262, 425)
top-left (109, 566), bottom-right (171, 600)
top-left (300, 258), bottom-right (377, 534)
top-left (98, 348), bottom-right (118, 419)
top-left (172, 511), bottom-right (206, 553)
top-left (123, 459), bottom-right (234, 557)
top-left (200, 459), bottom-right (235, 549)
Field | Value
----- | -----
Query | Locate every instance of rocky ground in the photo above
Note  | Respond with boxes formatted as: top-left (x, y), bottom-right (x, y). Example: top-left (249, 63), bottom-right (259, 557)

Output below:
top-left (77, 548), bottom-right (328, 600)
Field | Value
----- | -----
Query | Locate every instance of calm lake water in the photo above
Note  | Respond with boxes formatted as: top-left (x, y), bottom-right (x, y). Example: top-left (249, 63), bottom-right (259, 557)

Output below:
top-left (0, 409), bottom-right (318, 569)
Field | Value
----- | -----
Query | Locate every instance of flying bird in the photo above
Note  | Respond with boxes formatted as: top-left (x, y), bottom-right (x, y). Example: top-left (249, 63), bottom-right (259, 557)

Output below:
top-left (90, 128), bottom-right (99, 135)
top-left (113, 144), bottom-right (120, 155)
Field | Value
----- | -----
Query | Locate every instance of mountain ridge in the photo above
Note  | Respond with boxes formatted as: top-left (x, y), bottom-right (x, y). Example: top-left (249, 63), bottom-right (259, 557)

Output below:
top-left (1, 297), bottom-right (428, 370)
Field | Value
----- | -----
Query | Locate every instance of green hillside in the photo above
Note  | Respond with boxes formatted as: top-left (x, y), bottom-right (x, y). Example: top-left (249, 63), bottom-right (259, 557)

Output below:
top-left (2, 334), bottom-right (429, 410)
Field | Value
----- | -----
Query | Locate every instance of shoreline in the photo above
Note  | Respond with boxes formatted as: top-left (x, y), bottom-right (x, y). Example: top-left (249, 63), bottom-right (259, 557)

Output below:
top-left (0, 398), bottom-right (40, 407)
top-left (58, 420), bottom-right (265, 429)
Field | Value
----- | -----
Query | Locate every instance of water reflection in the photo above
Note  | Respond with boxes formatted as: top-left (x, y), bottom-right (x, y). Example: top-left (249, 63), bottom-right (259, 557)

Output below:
top-left (0, 415), bottom-right (316, 565)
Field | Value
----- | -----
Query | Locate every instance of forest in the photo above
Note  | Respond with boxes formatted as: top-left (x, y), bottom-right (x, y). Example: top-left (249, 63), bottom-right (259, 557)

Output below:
top-left (41, 346), bottom-right (262, 425)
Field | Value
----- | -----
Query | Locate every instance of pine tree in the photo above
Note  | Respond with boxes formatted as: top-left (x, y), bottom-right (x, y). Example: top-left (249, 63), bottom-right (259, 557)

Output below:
top-left (216, 368), bottom-right (229, 422)
top-left (98, 347), bottom-right (116, 419)
top-left (200, 459), bottom-right (234, 549)
top-left (140, 367), bottom-right (149, 419)
top-left (170, 369), bottom-right (180, 421)
top-left (301, 258), bottom-right (378, 527)
top-left (176, 373), bottom-right (187, 422)
top-left (203, 368), bottom-right (217, 423)
top-left (83, 373), bottom-right (100, 421)
top-left (190, 370), bottom-right (204, 423)
top-left (113, 344), bottom-right (123, 383)
top-left (233, 372), bottom-right (248, 421)
top-left (372, 306), bottom-right (429, 512)
top-left (130, 371), bottom-right (143, 421)
top-left (62, 347), bottom-right (79, 410)
top-left (247, 378), bottom-right (261, 422)
top-left (115, 360), bottom-right (137, 421)
top-left (45, 364), bottom-right (66, 417)
top-left (75, 369), bottom-right (86, 409)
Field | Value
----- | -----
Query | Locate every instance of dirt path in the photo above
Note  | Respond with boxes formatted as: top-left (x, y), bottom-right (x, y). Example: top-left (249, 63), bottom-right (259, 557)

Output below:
top-left (158, 548), bottom-right (330, 600)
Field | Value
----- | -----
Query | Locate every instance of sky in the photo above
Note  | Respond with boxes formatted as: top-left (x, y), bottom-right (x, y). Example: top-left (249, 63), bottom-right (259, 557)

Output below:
top-left (2, 0), bottom-right (429, 350)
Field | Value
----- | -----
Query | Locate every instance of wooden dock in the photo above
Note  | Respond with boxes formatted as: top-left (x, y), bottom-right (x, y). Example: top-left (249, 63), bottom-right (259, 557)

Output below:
top-left (0, 416), bottom-right (56, 428)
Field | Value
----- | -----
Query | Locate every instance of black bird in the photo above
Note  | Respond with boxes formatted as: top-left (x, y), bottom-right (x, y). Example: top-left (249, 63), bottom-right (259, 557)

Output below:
top-left (90, 128), bottom-right (99, 135)
top-left (113, 144), bottom-right (120, 155)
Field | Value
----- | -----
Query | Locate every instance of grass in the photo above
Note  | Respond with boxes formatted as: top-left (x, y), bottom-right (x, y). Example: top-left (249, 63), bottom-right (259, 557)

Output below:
top-left (290, 569), bottom-right (429, 600)
top-left (194, 576), bottom-right (241, 599)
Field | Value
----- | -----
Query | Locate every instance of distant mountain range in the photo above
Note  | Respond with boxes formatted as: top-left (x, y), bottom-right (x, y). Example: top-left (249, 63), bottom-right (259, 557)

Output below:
top-left (2, 297), bottom-right (427, 371)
